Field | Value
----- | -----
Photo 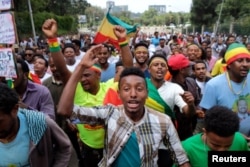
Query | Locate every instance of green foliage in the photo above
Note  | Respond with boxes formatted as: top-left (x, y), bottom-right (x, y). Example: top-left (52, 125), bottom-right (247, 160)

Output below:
top-left (190, 0), bottom-right (221, 27)
top-left (15, 12), bottom-right (76, 38)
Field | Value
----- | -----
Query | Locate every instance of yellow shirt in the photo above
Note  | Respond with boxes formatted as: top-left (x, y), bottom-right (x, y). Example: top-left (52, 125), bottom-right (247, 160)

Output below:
top-left (74, 79), bottom-right (114, 148)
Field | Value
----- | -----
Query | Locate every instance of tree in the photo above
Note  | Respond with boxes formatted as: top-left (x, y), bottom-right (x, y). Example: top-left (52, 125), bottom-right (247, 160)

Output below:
top-left (190, 0), bottom-right (221, 33)
top-left (220, 0), bottom-right (250, 33)
top-left (141, 8), bottom-right (158, 25)
top-left (85, 6), bottom-right (105, 28)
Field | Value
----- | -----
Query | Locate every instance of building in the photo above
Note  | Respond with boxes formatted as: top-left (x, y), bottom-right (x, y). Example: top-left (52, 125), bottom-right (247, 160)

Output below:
top-left (106, 1), bottom-right (115, 11)
top-left (148, 5), bottom-right (166, 14)
top-left (112, 5), bottom-right (128, 13)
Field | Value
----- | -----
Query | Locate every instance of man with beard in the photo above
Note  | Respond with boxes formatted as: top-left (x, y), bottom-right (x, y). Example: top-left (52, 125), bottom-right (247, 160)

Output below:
top-left (0, 83), bottom-right (71, 167)
top-left (191, 60), bottom-right (211, 134)
top-left (97, 43), bottom-right (116, 82)
top-left (42, 19), bottom-right (133, 167)
top-left (56, 44), bottom-right (191, 166)
top-left (146, 53), bottom-right (196, 167)
top-left (200, 43), bottom-right (250, 138)
top-left (133, 42), bottom-right (151, 78)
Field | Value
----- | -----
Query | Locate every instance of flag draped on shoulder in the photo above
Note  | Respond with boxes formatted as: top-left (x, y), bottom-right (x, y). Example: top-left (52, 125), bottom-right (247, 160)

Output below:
top-left (93, 11), bottom-right (138, 49)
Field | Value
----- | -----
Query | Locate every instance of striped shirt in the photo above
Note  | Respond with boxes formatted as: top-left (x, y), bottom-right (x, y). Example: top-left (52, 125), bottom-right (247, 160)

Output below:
top-left (71, 105), bottom-right (189, 167)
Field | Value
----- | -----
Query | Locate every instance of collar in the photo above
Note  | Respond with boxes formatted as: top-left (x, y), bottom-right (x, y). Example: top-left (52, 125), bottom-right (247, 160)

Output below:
top-left (52, 76), bottom-right (63, 85)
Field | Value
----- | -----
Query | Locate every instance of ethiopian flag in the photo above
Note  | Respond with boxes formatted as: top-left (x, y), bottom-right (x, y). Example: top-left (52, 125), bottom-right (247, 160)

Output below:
top-left (93, 11), bottom-right (138, 49)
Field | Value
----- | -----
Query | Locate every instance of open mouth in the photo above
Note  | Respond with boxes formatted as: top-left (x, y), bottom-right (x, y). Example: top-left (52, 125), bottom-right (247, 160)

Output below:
top-left (127, 100), bottom-right (140, 109)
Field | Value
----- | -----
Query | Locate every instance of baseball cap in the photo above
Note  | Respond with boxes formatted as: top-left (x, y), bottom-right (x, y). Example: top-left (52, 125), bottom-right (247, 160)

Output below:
top-left (168, 54), bottom-right (194, 70)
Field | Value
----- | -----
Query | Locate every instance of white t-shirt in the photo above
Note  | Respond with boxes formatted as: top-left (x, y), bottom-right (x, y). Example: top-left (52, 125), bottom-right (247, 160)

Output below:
top-left (158, 81), bottom-right (187, 112)
top-left (195, 79), bottom-right (206, 95)
top-left (66, 59), bottom-right (80, 72)
top-left (75, 51), bottom-right (85, 61)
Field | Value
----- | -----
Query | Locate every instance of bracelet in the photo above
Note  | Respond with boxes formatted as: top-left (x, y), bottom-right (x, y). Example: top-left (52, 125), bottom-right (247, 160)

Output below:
top-left (118, 38), bottom-right (128, 47)
top-left (47, 38), bottom-right (60, 52)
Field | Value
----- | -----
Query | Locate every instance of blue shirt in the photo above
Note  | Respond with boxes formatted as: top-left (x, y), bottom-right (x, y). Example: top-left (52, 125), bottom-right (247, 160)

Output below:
top-left (112, 132), bottom-right (140, 167)
top-left (0, 112), bottom-right (30, 167)
top-left (101, 63), bottom-right (116, 82)
top-left (199, 73), bottom-right (250, 136)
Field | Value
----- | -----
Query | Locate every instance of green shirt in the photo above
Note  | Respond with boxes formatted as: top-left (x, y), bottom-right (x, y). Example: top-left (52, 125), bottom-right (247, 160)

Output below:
top-left (181, 133), bottom-right (248, 167)
top-left (74, 79), bottom-right (114, 148)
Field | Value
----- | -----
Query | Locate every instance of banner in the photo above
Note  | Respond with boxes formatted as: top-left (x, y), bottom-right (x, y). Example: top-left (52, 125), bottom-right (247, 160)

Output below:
top-left (0, 12), bottom-right (17, 44)
top-left (0, 0), bottom-right (13, 11)
top-left (0, 48), bottom-right (17, 78)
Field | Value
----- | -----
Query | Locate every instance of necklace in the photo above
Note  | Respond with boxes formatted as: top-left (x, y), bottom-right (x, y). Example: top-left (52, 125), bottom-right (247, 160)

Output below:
top-left (226, 72), bottom-right (247, 96)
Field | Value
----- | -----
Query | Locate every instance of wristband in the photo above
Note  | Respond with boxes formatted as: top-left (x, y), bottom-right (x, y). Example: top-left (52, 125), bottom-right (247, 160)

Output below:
top-left (118, 38), bottom-right (128, 47)
top-left (48, 38), bottom-right (61, 52)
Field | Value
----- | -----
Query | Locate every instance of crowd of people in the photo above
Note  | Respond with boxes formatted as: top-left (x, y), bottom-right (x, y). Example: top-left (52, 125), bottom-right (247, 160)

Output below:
top-left (0, 18), bottom-right (250, 167)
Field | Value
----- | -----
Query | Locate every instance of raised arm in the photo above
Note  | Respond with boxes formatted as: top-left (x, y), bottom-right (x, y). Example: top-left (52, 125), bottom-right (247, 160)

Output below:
top-left (57, 44), bottom-right (103, 117)
top-left (42, 19), bottom-right (71, 84)
top-left (113, 26), bottom-right (133, 68)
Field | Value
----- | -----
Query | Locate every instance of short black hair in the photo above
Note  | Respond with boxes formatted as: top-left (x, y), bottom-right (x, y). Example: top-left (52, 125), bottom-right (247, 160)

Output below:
top-left (192, 60), bottom-right (207, 71)
top-left (205, 106), bottom-right (239, 137)
top-left (17, 59), bottom-right (29, 73)
top-left (0, 83), bottom-right (19, 114)
top-left (118, 67), bottom-right (147, 89)
top-left (147, 53), bottom-right (167, 66)
top-left (72, 39), bottom-right (81, 48)
top-left (62, 43), bottom-right (76, 53)
top-left (134, 42), bottom-right (149, 50)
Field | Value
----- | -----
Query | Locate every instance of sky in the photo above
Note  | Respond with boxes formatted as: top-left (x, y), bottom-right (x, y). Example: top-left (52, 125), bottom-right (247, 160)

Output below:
top-left (87, 0), bottom-right (192, 13)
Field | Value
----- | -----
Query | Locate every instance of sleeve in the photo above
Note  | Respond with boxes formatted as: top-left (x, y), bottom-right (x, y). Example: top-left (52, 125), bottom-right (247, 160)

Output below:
top-left (211, 60), bottom-right (220, 77)
top-left (46, 117), bottom-right (72, 167)
top-left (164, 118), bottom-right (189, 165)
top-left (38, 86), bottom-right (55, 120)
top-left (70, 105), bottom-right (113, 123)
top-left (199, 81), bottom-right (217, 110)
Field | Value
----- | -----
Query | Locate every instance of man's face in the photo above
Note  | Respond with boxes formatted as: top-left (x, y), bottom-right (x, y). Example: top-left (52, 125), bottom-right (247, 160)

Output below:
top-left (97, 47), bottom-right (109, 65)
top-left (238, 100), bottom-right (248, 114)
top-left (24, 50), bottom-right (34, 63)
top-left (206, 48), bottom-right (212, 58)
top-left (228, 58), bottom-right (250, 80)
top-left (204, 131), bottom-right (234, 151)
top-left (118, 75), bottom-right (147, 114)
top-left (201, 42), bottom-right (207, 50)
top-left (193, 63), bottom-right (206, 81)
top-left (148, 59), bottom-right (168, 81)
top-left (134, 46), bottom-right (149, 65)
top-left (34, 58), bottom-right (47, 74)
top-left (80, 69), bottom-right (100, 92)
top-left (187, 45), bottom-right (199, 61)
top-left (49, 57), bottom-right (61, 78)
top-left (227, 37), bottom-right (235, 45)
top-left (159, 39), bottom-right (165, 46)
top-left (0, 109), bottom-right (17, 139)
top-left (63, 47), bottom-right (76, 65)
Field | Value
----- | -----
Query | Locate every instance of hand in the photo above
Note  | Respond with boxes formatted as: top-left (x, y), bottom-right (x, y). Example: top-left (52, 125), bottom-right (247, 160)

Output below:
top-left (113, 25), bottom-right (127, 40)
top-left (67, 123), bottom-right (78, 132)
top-left (79, 44), bottom-right (103, 68)
top-left (179, 162), bottom-right (191, 167)
top-left (181, 91), bottom-right (194, 105)
top-left (42, 19), bottom-right (58, 38)
top-left (196, 109), bottom-right (205, 118)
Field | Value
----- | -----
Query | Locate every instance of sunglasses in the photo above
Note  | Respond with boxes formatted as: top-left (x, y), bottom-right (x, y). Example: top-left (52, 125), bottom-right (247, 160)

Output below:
top-left (25, 54), bottom-right (33, 57)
